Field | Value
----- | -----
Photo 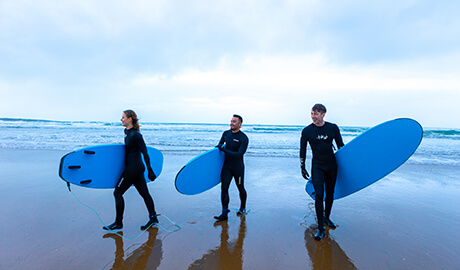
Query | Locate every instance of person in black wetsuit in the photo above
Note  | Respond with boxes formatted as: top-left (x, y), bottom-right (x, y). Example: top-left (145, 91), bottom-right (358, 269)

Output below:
top-left (214, 114), bottom-right (249, 221)
top-left (300, 104), bottom-right (344, 240)
top-left (103, 110), bottom-right (158, 231)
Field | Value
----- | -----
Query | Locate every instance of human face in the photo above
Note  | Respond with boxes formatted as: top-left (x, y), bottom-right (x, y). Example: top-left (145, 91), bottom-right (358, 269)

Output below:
top-left (121, 113), bottom-right (132, 128)
top-left (311, 110), bottom-right (325, 127)
top-left (230, 117), bottom-right (242, 132)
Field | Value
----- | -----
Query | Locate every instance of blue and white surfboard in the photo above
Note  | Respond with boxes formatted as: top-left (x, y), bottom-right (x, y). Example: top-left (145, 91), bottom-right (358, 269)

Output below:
top-left (59, 144), bottom-right (163, 189)
top-left (306, 118), bottom-right (423, 200)
top-left (175, 147), bottom-right (225, 195)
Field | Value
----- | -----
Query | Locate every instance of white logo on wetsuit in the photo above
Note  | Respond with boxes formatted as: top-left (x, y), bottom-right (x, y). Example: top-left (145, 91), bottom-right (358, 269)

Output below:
top-left (316, 135), bottom-right (328, 140)
top-left (233, 139), bottom-right (239, 142)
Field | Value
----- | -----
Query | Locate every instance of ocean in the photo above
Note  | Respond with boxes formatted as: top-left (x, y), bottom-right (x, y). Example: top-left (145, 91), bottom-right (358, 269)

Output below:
top-left (0, 118), bottom-right (458, 166)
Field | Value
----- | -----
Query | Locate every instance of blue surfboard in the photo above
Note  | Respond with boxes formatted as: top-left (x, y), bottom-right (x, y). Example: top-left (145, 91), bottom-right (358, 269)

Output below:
top-left (306, 118), bottom-right (423, 200)
top-left (175, 147), bottom-right (225, 195)
top-left (59, 144), bottom-right (163, 189)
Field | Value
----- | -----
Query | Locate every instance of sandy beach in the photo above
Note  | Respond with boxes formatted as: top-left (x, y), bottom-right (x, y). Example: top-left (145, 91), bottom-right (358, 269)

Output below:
top-left (1, 148), bottom-right (459, 269)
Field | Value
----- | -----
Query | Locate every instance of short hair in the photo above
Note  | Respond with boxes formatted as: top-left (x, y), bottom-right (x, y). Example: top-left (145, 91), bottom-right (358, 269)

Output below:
top-left (312, 103), bottom-right (326, 114)
top-left (233, 114), bottom-right (243, 123)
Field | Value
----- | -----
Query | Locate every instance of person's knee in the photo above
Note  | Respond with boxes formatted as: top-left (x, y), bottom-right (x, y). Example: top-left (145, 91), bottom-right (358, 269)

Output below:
top-left (114, 189), bottom-right (123, 200)
top-left (135, 185), bottom-right (150, 199)
top-left (325, 186), bottom-right (335, 195)
top-left (315, 193), bottom-right (324, 203)
top-left (221, 180), bottom-right (230, 191)
top-left (236, 184), bottom-right (246, 194)
top-left (221, 186), bottom-right (230, 193)
top-left (313, 183), bottom-right (324, 197)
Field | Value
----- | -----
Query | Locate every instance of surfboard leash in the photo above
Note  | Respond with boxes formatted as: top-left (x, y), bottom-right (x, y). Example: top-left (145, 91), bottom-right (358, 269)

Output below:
top-left (300, 202), bottom-right (316, 228)
top-left (68, 189), bottom-right (181, 241)
top-left (229, 208), bottom-right (251, 215)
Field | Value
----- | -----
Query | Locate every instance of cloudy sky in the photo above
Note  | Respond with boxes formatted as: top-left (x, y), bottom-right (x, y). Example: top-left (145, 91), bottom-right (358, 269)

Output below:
top-left (1, 0), bottom-right (459, 127)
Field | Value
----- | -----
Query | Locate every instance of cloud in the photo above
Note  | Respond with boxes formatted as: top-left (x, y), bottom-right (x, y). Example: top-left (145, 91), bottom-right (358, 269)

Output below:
top-left (1, 0), bottom-right (170, 36)
top-left (1, 1), bottom-right (459, 127)
top-left (123, 52), bottom-right (460, 126)
top-left (2, 0), bottom-right (458, 80)
top-left (132, 52), bottom-right (460, 92)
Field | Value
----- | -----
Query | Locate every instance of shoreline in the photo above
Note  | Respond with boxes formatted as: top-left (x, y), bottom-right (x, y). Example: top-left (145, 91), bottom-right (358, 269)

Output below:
top-left (1, 148), bottom-right (459, 269)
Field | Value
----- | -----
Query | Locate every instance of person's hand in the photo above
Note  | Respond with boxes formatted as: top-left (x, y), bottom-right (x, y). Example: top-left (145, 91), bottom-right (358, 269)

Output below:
top-left (301, 164), bottom-right (310, 180)
top-left (217, 145), bottom-right (225, 152)
top-left (148, 170), bottom-right (157, 182)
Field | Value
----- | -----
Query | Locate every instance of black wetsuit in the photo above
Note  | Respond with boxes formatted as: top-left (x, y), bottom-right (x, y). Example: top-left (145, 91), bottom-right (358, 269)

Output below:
top-left (300, 122), bottom-right (344, 227)
top-left (113, 128), bottom-right (156, 223)
top-left (217, 130), bottom-right (249, 210)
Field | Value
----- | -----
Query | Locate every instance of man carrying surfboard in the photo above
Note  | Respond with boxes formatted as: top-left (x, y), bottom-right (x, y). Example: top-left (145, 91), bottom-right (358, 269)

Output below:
top-left (214, 114), bottom-right (249, 221)
top-left (300, 104), bottom-right (344, 240)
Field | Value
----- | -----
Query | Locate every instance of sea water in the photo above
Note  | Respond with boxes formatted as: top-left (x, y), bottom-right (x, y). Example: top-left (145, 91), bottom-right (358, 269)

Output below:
top-left (0, 118), bottom-right (458, 166)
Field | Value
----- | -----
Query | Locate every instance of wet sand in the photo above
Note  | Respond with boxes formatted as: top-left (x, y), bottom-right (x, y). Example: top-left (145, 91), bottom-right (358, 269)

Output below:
top-left (1, 148), bottom-right (459, 270)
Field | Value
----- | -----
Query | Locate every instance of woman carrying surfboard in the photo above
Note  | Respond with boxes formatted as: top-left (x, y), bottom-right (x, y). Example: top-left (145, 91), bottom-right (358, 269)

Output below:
top-left (103, 109), bottom-right (159, 231)
top-left (300, 104), bottom-right (344, 240)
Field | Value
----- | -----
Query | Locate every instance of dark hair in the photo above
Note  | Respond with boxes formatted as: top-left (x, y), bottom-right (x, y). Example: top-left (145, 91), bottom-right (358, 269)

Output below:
top-left (123, 109), bottom-right (140, 131)
top-left (233, 114), bottom-right (243, 123)
top-left (312, 103), bottom-right (326, 114)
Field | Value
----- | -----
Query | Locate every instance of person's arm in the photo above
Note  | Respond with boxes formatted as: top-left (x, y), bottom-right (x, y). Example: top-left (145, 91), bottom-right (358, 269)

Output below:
top-left (300, 129), bottom-right (310, 179)
top-left (216, 132), bottom-right (226, 149)
top-left (221, 135), bottom-right (248, 158)
top-left (335, 125), bottom-right (344, 150)
top-left (136, 132), bottom-right (156, 181)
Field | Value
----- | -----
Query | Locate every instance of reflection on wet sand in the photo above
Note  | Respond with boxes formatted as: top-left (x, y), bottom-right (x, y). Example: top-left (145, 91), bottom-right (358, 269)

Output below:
top-left (305, 225), bottom-right (357, 270)
top-left (188, 216), bottom-right (247, 270)
top-left (103, 229), bottom-right (163, 269)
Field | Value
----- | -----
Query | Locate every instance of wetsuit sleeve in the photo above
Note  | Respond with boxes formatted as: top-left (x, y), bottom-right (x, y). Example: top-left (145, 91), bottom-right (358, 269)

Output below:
top-left (217, 132), bottom-right (225, 147)
top-left (300, 129), bottom-right (308, 163)
top-left (135, 132), bottom-right (153, 172)
top-left (223, 135), bottom-right (248, 158)
top-left (334, 124), bottom-right (344, 149)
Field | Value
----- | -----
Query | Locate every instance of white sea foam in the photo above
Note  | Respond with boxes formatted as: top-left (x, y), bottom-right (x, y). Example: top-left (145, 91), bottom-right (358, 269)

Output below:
top-left (0, 118), bottom-right (458, 166)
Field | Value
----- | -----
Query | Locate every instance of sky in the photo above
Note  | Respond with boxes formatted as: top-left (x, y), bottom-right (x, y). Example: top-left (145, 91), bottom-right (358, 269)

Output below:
top-left (1, 0), bottom-right (459, 128)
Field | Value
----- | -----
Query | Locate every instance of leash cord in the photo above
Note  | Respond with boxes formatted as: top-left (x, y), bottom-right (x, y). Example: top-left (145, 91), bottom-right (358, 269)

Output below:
top-left (300, 202), bottom-right (316, 228)
top-left (69, 190), bottom-right (181, 240)
top-left (228, 208), bottom-right (251, 215)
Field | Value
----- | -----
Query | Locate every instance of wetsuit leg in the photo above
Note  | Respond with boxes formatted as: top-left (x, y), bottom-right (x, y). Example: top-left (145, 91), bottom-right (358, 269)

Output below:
top-left (133, 174), bottom-right (156, 216)
top-left (221, 167), bottom-right (233, 210)
top-left (324, 166), bottom-right (338, 219)
top-left (311, 165), bottom-right (326, 227)
top-left (234, 170), bottom-right (247, 210)
top-left (114, 176), bottom-right (134, 222)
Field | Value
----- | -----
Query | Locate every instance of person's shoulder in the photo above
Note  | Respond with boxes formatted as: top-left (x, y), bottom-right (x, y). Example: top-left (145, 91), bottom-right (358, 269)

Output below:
top-left (239, 130), bottom-right (249, 140)
top-left (326, 122), bottom-right (342, 134)
top-left (325, 122), bottom-right (339, 128)
top-left (303, 123), bottom-right (314, 132)
top-left (131, 129), bottom-right (143, 138)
